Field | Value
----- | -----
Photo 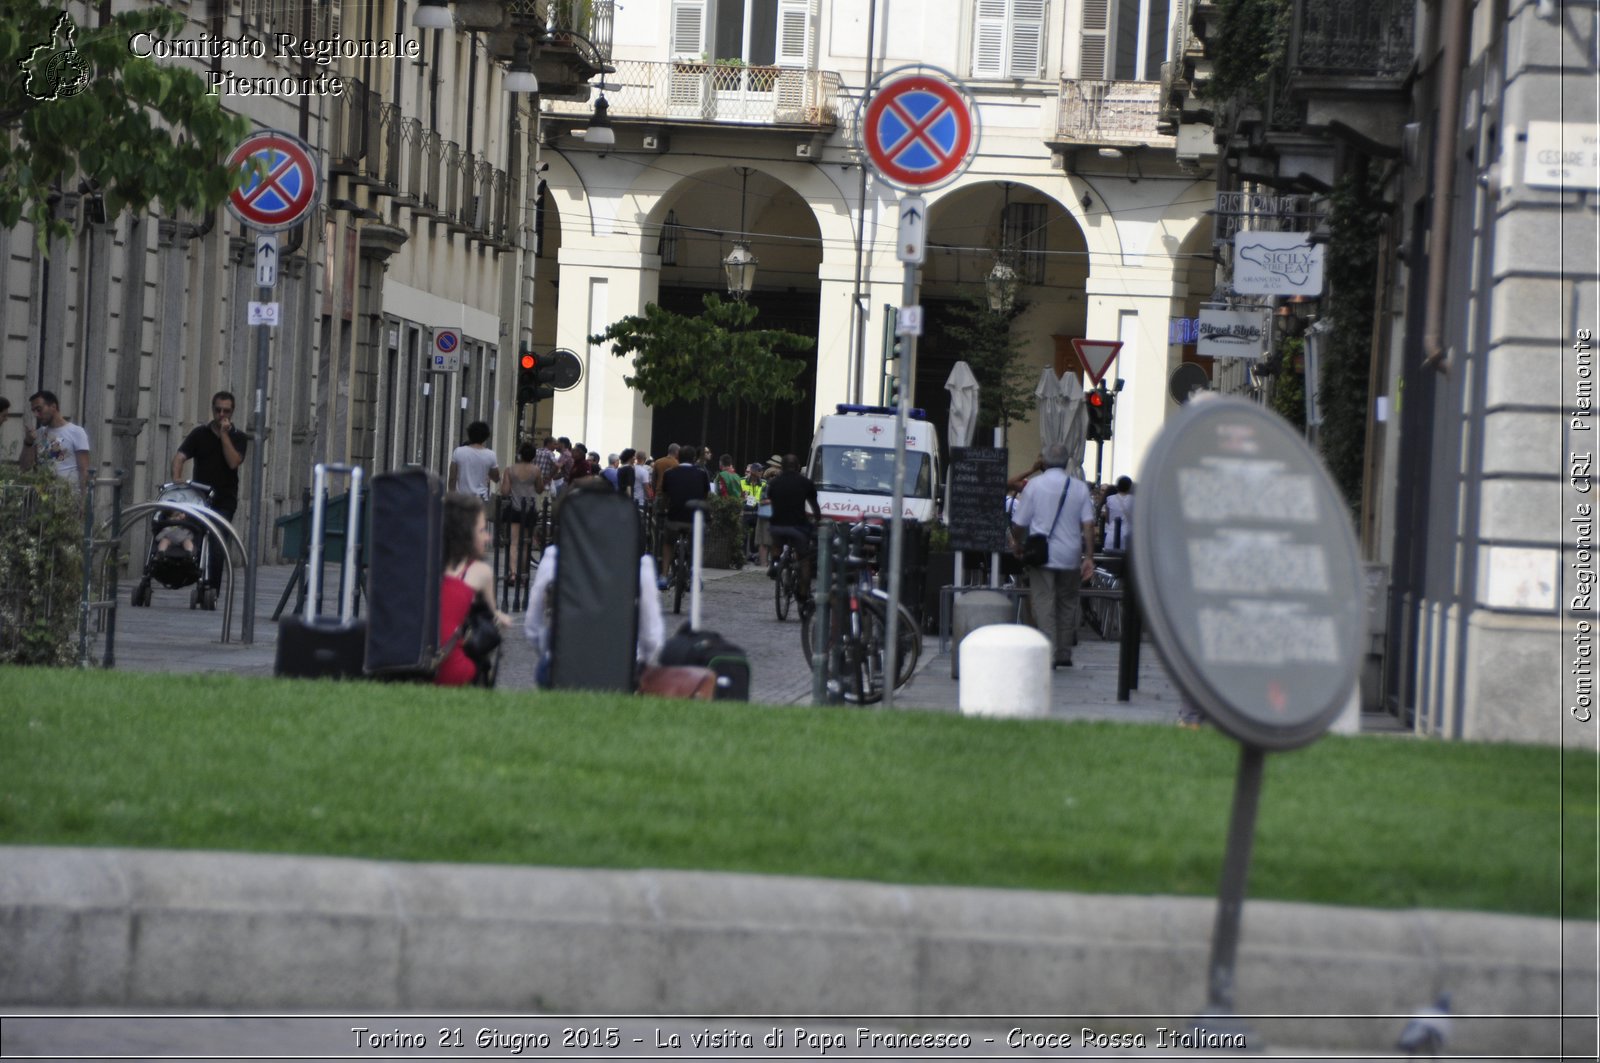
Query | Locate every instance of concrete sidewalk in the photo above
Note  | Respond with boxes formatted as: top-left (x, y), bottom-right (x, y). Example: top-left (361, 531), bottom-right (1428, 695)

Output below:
top-left (1, 846), bottom-right (1592, 1057)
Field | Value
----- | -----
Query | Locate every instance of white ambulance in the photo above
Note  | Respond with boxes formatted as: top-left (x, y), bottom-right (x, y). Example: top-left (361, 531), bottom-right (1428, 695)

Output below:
top-left (806, 404), bottom-right (942, 523)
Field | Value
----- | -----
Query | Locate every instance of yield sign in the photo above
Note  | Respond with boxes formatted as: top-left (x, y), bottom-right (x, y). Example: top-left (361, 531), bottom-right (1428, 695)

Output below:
top-left (1072, 338), bottom-right (1124, 385)
top-left (226, 130), bottom-right (319, 233)
top-left (861, 69), bottom-right (978, 190)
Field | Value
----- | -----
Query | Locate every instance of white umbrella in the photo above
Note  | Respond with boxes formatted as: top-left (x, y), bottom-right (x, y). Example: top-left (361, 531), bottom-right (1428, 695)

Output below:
top-left (1060, 372), bottom-right (1089, 479)
top-left (944, 361), bottom-right (979, 449)
top-left (1034, 367), bottom-right (1070, 451)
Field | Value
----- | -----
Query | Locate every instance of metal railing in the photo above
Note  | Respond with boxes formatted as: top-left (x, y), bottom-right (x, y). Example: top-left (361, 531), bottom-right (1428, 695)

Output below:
top-left (1057, 79), bottom-right (1175, 146)
top-left (546, 60), bottom-right (842, 126)
top-left (508, 0), bottom-right (614, 69)
top-left (1291, 0), bottom-right (1414, 79)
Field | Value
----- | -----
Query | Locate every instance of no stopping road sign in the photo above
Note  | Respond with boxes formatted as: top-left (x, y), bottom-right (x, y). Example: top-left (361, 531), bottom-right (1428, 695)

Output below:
top-left (860, 67), bottom-right (979, 191)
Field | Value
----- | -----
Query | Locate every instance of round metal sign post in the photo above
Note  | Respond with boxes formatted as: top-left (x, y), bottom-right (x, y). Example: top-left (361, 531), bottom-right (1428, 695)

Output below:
top-left (226, 130), bottom-right (321, 233)
top-left (857, 66), bottom-right (978, 707)
top-left (225, 130), bottom-right (321, 646)
top-left (1131, 397), bottom-right (1365, 1037)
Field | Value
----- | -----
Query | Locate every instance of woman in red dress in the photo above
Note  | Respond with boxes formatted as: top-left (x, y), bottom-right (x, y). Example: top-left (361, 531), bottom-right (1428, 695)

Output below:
top-left (436, 493), bottom-right (509, 686)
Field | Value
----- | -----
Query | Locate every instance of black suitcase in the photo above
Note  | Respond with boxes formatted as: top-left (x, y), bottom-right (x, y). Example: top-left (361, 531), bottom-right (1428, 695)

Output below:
top-left (275, 464), bottom-right (367, 679)
top-left (657, 503), bottom-right (751, 701)
top-left (550, 488), bottom-right (643, 692)
top-left (364, 467), bottom-right (444, 677)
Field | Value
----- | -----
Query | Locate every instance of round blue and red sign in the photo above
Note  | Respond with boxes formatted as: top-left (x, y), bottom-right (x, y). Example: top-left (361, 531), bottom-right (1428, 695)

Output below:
top-left (861, 69), bottom-right (979, 191)
top-left (226, 131), bottom-right (320, 232)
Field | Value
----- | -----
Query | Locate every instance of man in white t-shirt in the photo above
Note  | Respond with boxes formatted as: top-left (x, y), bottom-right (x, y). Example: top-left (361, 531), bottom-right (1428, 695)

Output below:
top-left (448, 420), bottom-right (501, 501)
top-left (20, 390), bottom-right (90, 493)
top-left (1102, 475), bottom-right (1134, 553)
top-left (1010, 442), bottom-right (1097, 668)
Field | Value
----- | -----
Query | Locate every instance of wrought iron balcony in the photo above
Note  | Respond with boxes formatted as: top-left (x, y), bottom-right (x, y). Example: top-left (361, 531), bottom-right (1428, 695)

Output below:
top-left (1056, 79), bottom-right (1175, 148)
top-left (1290, 0), bottom-right (1413, 80)
top-left (506, 0), bottom-right (613, 73)
top-left (544, 60), bottom-right (842, 128)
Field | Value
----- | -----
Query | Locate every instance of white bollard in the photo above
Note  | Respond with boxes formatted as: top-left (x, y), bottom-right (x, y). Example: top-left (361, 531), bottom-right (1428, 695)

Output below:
top-left (959, 623), bottom-right (1052, 718)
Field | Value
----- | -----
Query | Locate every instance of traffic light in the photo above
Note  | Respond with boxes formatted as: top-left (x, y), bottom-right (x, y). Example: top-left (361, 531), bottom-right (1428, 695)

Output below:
top-left (1086, 385), bottom-right (1115, 441)
top-left (517, 349), bottom-right (554, 405)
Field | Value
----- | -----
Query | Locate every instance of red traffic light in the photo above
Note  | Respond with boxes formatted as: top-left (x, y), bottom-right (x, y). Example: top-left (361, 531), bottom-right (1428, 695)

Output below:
top-left (1086, 390), bottom-right (1104, 406)
top-left (520, 353), bottom-right (538, 371)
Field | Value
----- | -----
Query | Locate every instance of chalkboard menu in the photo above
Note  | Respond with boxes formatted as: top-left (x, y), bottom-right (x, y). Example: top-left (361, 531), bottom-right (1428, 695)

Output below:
top-left (1132, 398), bottom-right (1363, 750)
top-left (947, 446), bottom-right (1010, 553)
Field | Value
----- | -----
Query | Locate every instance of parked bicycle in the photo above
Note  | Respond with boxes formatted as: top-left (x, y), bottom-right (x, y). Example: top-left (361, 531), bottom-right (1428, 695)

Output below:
top-left (800, 521), bottom-right (920, 705)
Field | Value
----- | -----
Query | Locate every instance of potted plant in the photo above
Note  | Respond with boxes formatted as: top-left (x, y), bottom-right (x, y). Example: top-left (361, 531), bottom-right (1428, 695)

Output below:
top-left (702, 493), bottom-right (746, 570)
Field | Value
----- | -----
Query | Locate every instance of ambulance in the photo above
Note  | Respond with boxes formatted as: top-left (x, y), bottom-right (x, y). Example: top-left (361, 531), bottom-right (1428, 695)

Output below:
top-left (806, 404), bottom-right (942, 523)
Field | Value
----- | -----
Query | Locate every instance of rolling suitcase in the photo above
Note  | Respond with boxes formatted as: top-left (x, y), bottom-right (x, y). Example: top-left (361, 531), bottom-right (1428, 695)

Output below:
top-left (364, 467), bottom-right (444, 678)
top-left (275, 464), bottom-right (367, 679)
top-left (657, 502), bottom-right (751, 701)
top-left (549, 487), bottom-right (644, 692)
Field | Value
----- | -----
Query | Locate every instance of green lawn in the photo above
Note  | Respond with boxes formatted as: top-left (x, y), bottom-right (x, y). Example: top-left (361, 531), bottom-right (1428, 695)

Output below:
top-left (0, 667), bottom-right (1593, 920)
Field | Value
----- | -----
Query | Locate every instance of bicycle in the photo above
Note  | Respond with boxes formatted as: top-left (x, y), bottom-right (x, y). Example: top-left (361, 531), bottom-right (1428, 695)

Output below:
top-left (772, 541), bottom-right (803, 621)
top-left (668, 527), bottom-right (692, 614)
top-left (800, 522), bottom-right (921, 705)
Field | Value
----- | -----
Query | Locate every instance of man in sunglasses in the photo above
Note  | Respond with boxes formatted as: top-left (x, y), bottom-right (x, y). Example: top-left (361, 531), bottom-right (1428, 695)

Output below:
top-left (172, 391), bottom-right (248, 593)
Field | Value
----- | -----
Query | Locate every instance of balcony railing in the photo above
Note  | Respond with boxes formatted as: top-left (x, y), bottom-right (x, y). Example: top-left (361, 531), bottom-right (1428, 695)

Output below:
top-left (1291, 0), bottom-right (1413, 80)
top-left (507, 0), bottom-right (614, 71)
top-left (545, 60), bottom-right (842, 127)
top-left (1057, 79), bottom-right (1174, 146)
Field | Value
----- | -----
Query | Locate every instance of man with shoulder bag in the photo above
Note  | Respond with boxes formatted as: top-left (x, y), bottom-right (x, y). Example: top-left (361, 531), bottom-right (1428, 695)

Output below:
top-left (1010, 443), bottom-right (1097, 668)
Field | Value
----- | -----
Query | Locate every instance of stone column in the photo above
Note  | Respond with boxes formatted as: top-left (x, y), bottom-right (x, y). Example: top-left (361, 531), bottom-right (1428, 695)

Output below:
top-left (552, 247), bottom-right (660, 452)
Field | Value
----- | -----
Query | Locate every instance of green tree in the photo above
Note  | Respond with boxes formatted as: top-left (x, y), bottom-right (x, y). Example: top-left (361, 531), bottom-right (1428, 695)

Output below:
top-left (938, 291), bottom-right (1033, 433)
top-left (1, 2), bottom-right (250, 246)
top-left (590, 293), bottom-right (814, 444)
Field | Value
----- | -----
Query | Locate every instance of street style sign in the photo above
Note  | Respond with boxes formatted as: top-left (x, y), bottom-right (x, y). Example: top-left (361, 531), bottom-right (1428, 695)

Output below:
top-left (1197, 305), bottom-right (1269, 359)
top-left (1132, 397), bottom-right (1364, 750)
top-left (860, 67), bottom-right (979, 191)
top-left (1071, 338), bottom-right (1123, 385)
top-left (432, 327), bottom-right (462, 372)
top-left (227, 130), bottom-right (320, 233)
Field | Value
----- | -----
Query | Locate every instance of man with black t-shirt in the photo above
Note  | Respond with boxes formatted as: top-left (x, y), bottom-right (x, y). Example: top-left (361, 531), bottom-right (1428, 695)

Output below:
top-left (658, 444), bottom-right (711, 585)
top-left (766, 453), bottom-right (822, 595)
top-left (171, 390), bottom-right (248, 591)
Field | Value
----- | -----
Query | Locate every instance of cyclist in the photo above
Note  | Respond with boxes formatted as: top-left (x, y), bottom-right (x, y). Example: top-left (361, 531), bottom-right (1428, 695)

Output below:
top-left (766, 453), bottom-right (823, 601)
top-left (658, 444), bottom-right (711, 588)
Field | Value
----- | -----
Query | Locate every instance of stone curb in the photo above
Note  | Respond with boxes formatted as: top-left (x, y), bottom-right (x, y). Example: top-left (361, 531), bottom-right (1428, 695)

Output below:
top-left (1, 846), bottom-right (1592, 1055)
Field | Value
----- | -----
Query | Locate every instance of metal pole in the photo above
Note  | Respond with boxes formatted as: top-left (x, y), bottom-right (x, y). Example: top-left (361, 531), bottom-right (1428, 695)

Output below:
top-left (103, 471), bottom-right (123, 668)
top-left (989, 426), bottom-right (1002, 588)
top-left (882, 261), bottom-right (917, 710)
top-left (848, 0), bottom-right (880, 405)
top-left (78, 475), bottom-right (95, 668)
top-left (241, 237), bottom-right (275, 644)
top-left (1201, 744), bottom-right (1267, 1031)
top-left (812, 521), bottom-right (833, 705)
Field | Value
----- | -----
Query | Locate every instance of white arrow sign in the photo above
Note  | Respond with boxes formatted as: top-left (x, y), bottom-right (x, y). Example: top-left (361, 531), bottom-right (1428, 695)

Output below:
top-left (255, 234), bottom-right (278, 288)
top-left (896, 195), bottom-right (926, 265)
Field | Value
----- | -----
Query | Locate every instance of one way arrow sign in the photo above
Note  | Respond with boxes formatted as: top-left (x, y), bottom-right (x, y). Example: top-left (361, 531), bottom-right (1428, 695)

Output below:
top-left (255, 234), bottom-right (278, 288)
top-left (896, 195), bottom-right (926, 265)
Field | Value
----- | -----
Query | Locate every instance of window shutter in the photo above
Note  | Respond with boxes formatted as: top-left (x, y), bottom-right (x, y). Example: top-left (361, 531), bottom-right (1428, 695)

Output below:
top-left (670, 0), bottom-right (707, 59)
top-left (776, 0), bottom-right (814, 67)
top-left (972, 0), bottom-right (1009, 78)
top-left (1008, 0), bottom-right (1047, 77)
top-left (1079, 0), bottom-right (1108, 78)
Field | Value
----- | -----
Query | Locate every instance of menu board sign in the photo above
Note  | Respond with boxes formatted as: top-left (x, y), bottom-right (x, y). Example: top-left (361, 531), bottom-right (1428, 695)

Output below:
top-left (947, 446), bottom-right (1010, 554)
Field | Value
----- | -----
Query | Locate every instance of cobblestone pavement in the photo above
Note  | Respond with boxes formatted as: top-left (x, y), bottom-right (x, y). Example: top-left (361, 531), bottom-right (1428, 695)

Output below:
top-left (97, 560), bottom-right (1189, 726)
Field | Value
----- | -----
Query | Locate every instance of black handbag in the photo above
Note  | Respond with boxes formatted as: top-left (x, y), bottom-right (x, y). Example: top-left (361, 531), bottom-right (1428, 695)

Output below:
top-left (1022, 478), bottom-right (1072, 568)
top-left (459, 597), bottom-right (502, 687)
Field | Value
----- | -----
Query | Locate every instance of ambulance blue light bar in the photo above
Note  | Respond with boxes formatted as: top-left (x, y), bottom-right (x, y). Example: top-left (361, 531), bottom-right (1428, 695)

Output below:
top-left (835, 403), bottom-right (927, 420)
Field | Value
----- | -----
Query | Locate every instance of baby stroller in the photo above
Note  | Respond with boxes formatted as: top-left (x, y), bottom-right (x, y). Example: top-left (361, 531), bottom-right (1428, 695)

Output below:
top-left (130, 481), bottom-right (222, 610)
